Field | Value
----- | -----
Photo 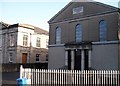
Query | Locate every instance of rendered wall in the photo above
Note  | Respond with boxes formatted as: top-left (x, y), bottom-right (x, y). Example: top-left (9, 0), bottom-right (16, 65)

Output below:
top-left (48, 46), bottom-right (65, 69)
top-left (91, 44), bottom-right (118, 70)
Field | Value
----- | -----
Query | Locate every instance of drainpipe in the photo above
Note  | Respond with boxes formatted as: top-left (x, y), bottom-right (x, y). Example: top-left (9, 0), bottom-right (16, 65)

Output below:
top-left (29, 33), bottom-right (32, 63)
top-left (118, 12), bottom-right (120, 70)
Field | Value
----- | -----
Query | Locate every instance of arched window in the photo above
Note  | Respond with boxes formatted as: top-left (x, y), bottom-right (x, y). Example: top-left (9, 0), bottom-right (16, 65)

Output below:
top-left (75, 24), bottom-right (82, 42)
top-left (56, 27), bottom-right (61, 44)
top-left (99, 20), bottom-right (107, 41)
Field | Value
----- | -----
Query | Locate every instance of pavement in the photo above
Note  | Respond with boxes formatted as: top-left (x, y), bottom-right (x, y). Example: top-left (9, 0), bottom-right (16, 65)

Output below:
top-left (2, 72), bottom-right (19, 86)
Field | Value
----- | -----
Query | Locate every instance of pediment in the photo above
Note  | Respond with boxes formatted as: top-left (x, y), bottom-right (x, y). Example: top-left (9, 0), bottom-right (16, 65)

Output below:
top-left (48, 1), bottom-right (118, 23)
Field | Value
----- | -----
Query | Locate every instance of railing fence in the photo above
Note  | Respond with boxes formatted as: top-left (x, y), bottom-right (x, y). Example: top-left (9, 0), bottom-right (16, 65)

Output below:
top-left (20, 65), bottom-right (120, 85)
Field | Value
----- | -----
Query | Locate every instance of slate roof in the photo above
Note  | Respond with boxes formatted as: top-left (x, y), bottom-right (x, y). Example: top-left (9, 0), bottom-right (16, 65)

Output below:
top-left (34, 27), bottom-right (48, 35)
top-left (0, 22), bottom-right (48, 35)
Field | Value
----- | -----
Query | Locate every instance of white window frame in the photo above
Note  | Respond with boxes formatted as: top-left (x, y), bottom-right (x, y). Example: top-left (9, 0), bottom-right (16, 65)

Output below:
top-left (9, 53), bottom-right (14, 63)
top-left (23, 35), bottom-right (28, 46)
top-left (56, 27), bottom-right (61, 44)
top-left (36, 37), bottom-right (41, 47)
top-left (9, 34), bottom-right (15, 46)
top-left (36, 54), bottom-right (40, 62)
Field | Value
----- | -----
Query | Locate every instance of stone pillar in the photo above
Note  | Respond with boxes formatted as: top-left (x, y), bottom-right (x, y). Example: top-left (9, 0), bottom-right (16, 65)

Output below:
top-left (65, 50), bottom-right (68, 66)
top-left (81, 50), bottom-right (84, 70)
top-left (88, 50), bottom-right (92, 69)
top-left (71, 50), bottom-right (74, 70)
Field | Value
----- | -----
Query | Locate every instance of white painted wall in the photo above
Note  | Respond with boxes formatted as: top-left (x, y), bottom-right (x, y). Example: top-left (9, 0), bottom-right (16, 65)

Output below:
top-left (31, 34), bottom-right (39, 47)
top-left (17, 27), bottom-right (34, 46)
top-left (40, 34), bottom-right (49, 49)
top-left (31, 34), bottom-right (49, 49)
top-left (91, 44), bottom-right (118, 70)
top-left (17, 27), bottom-right (49, 49)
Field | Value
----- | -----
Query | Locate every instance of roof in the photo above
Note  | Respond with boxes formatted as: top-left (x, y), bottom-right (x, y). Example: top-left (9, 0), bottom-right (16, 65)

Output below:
top-left (0, 22), bottom-right (10, 29)
top-left (5, 23), bottom-right (35, 30)
top-left (48, 0), bottom-right (119, 24)
top-left (48, 2), bottom-right (72, 23)
top-left (1, 23), bottom-right (35, 30)
top-left (34, 27), bottom-right (49, 35)
top-left (1, 22), bottom-right (48, 35)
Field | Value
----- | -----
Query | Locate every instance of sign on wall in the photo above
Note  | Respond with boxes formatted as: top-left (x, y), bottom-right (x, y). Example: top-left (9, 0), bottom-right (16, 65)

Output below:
top-left (73, 6), bottom-right (84, 14)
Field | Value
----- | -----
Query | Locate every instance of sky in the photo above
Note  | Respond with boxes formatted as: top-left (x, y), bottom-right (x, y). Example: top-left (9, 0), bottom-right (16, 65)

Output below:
top-left (0, 0), bottom-right (120, 31)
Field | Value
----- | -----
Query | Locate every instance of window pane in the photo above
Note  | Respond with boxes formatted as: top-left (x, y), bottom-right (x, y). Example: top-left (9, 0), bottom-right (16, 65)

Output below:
top-left (9, 34), bottom-right (15, 46)
top-left (99, 20), bottom-right (107, 41)
top-left (76, 24), bottom-right (82, 42)
top-left (36, 54), bottom-right (39, 61)
top-left (36, 37), bottom-right (40, 47)
top-left (23, 35), bottom-right (28, 46)
top-left (56, 27), bottom-right (61, 44)
top-left (9, 53), bottom-right (13, 62)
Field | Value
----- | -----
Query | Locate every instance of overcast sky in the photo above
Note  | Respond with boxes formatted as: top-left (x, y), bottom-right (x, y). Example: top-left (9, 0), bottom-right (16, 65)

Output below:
top-left (1, 0), bottom-right (120, 31)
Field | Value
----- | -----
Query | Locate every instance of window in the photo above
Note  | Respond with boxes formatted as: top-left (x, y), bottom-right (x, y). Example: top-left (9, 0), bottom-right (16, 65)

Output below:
top-left (23, 35), bottom-right (28, 46)
top-left (9, 34), bottom-right (15, 46)
top-left (75, 24), bottom-right (82, 42)
top-left (99, 20), bottom-right (107, 41)
top-left (56, 27), bottom-right (61, 44)
top-left (36, 37), bottom-right (40, 47)
top-left (36, 54), bottom-right (40, 62)
top-left (46, 54), bottom-right (48, 61)
top-left (0, 35), bottom-right (2, 47)
top-left (9, 53), bottom-right (13, 63)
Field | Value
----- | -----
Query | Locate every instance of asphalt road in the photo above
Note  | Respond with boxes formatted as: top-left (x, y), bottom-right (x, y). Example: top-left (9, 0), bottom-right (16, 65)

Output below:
top-left (2, 72), bottom-right (19, 86)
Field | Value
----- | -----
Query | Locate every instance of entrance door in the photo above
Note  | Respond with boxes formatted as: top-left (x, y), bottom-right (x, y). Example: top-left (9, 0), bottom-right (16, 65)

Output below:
top-left (22, 53), bottom-right (27, 64)
top-left (74, 49), bottom-right (81, 70)
top-left (84, 50), bottom-right (89, 70)
top-left (68, 50), bottom-right (71, 70)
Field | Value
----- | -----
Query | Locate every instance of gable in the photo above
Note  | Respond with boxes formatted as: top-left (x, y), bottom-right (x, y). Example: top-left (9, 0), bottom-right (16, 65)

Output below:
top-left (48, 1), bottom-right (118, 24)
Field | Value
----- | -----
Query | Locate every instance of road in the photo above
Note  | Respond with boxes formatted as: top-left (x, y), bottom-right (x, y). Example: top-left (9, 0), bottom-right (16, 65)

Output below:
top-left (2, 72), bottom-right (19, 86)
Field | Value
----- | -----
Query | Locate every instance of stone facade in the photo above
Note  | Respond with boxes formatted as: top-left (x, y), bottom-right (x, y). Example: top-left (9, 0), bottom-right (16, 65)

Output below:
top-left (0, 23), bottom-right (49, 63)
top-left (48, 1), bottom-right (120, 70)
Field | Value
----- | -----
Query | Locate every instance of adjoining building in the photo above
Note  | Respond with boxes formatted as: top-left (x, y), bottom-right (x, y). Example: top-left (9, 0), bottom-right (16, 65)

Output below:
top-left (48, 1), bottom-right (120, 70)
top-left (0, 22), bottom-right (49, 64)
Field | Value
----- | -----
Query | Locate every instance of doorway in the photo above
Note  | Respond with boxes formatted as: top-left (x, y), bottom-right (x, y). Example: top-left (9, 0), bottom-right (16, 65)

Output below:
top-left (84, 50), bottom-right (89, 70)
top-left (68, 50), bottom-right (71, 70)
top-left (74, 49), bottom-right (81, 70)
top-left (22, 53), bottom-right (27, 64)
top-left (67, 49), bottom-right (90, 70)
